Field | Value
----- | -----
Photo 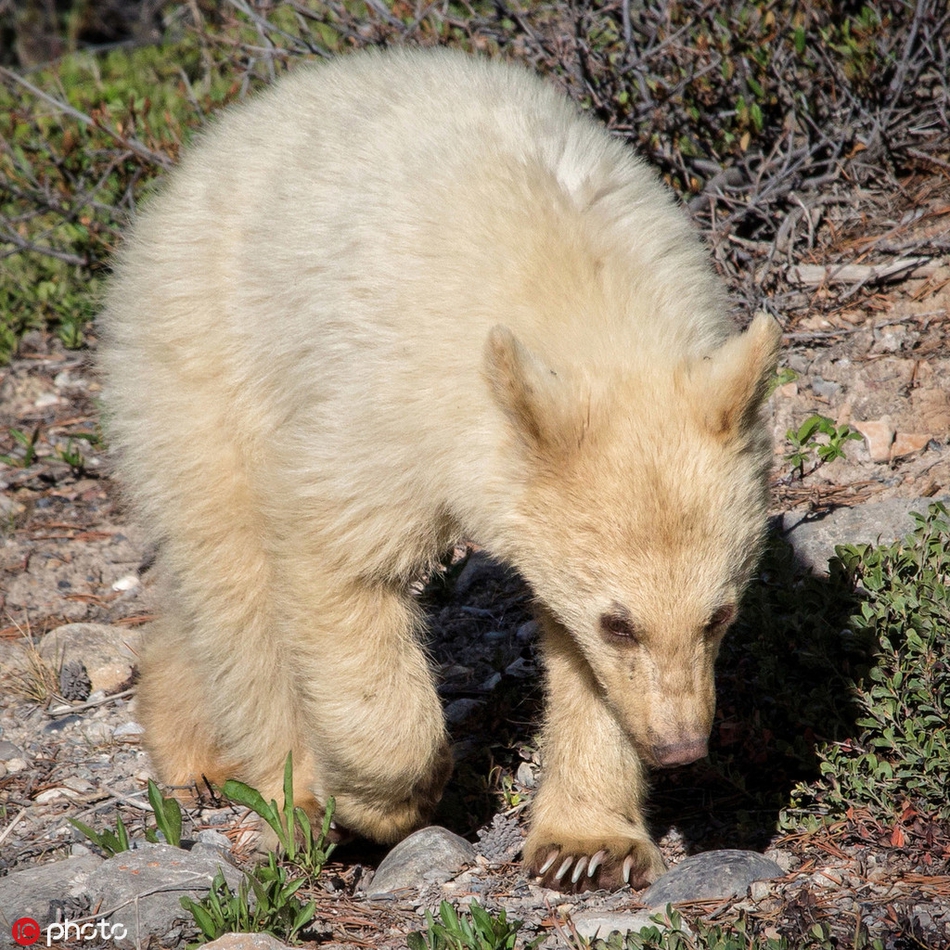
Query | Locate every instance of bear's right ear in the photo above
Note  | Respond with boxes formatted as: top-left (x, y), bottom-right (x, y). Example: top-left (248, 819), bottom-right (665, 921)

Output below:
top-left (483, 325), bottom-right (587, 456)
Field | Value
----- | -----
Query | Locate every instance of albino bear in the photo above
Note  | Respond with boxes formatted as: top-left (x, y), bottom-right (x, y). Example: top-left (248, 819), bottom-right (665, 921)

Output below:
top-left (99, 48), bottom-right (780, 891)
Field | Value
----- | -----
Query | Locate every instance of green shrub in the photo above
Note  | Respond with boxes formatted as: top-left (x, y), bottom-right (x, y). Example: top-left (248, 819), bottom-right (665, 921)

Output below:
top-left (786, 502), bottom-right (950, 826)
top-left (180, 856), bottom-right (316, 947)
top-left (408, 900), bottom-right (542, 950)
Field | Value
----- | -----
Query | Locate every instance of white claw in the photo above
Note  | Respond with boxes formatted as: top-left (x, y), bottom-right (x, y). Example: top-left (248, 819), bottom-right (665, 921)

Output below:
top-left (554, 856), bottom-right (574, 882)
top-left (587, 850), bottom-right (606, 877)
top-left (622, 855), bottom-right (634, 884)
top-left (571, 856), bottom-right (588, 884)
top-left (538, 851), bottom-right (559, 875)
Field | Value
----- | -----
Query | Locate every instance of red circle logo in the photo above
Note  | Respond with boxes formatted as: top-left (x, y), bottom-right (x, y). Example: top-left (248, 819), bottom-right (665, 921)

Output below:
top-left (11, 918), bottom-right (40, 946)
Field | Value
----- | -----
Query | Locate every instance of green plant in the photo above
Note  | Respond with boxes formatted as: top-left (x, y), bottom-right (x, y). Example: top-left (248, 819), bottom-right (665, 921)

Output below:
top-left (180, 855), bottom-right (316, 947)
top-left (767, 365), bottom-right (798, 397)
top-left (407, 900), bottom-right (542, 950)
top-left (582, 907), bottom-right (881, 950)
top-left (784, 414), bottom-right (861, 481)
top-left (490, 767), bottom-right (527, 810)
top-left (785, 502), bottom-right (950, 825)
top-left (0, 427), bottom-right (41, 468)
top-left (144, 779), bottom-right (183, 847)
top-left (69, 812), bottom-right (131, 856)
top-left (221, 752), bottom-right (335, 878)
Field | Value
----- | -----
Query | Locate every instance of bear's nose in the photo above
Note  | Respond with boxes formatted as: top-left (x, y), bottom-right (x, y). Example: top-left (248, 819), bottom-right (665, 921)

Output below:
top-left (652, 737), bottom-right (708, 767)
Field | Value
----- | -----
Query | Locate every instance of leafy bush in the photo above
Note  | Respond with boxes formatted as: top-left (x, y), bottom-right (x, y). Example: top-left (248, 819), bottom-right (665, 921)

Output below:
top-left (585, 907), bottom-right (881, 950)
top-left (221, 752), bottom-right (336, 879)
top-left (784, 414), bottom-right (862, 482)
top-left (68, 811), bottom-right (131, 857)
top-left (408, 900), bottom-right (542, 950)
top-left (180, 856), bottom-right (316, 947)
top-left (786, 502), bottom-right (950, 826)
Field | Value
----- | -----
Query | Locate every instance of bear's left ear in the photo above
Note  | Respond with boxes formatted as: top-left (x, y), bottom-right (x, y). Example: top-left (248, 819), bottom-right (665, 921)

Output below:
top-left (483, 325), bottom-right (587, 456)
top-left (691, 312), bottom-right (783, 438)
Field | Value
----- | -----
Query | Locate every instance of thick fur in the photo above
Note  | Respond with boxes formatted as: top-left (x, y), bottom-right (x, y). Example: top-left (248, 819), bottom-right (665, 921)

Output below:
top-left (98, 49), bottom-right (780, 889)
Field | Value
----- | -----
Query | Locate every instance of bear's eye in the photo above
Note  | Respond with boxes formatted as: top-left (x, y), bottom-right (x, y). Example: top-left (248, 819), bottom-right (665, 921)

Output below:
top-left (704, 604), bottom-right (737, 637)
top-left (599, 610), bottom-right (640, 643)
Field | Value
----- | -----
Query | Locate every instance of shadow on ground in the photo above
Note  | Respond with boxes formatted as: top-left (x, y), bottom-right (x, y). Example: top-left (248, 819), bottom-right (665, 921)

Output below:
top-left (417, 531), bottom-right (874, 856)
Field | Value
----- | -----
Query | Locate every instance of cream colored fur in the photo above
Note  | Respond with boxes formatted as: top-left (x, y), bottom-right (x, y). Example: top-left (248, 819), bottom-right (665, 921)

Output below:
top-left (98, 48), bottom-right (780, 889)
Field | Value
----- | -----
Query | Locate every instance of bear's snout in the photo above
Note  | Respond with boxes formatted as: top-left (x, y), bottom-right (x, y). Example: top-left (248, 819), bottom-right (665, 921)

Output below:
top-left (651, 736), bottom-right (709, 768)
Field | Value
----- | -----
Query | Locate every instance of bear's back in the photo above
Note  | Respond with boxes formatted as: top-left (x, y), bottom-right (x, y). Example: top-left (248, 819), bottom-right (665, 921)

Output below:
top-left (99, 50), bottom-right (732, 555)
top-left (104, 49), bottom-right (726, 378)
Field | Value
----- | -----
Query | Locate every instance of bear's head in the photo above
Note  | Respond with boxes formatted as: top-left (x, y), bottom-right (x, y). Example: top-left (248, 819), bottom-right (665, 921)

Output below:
top-left (484, 313), bottom-right (782, 768)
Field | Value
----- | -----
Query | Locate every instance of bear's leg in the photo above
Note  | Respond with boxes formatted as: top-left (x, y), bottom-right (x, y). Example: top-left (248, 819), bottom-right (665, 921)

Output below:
top-left (286, 579), bottom-right (453, 845)
top-left (524, 614), bottom-right (666, 891)
top-left (135, 615), bottom-right (235, 789)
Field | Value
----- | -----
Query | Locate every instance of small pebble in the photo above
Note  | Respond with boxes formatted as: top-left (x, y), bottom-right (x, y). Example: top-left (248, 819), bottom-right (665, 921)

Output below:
top-left (481, 672), bottom-right (502, 691)
top-left (81, 722), bottom-right (114, 742)
top-left (45, 715), bottom-right (82, 733)
top-left (35, 787), bottom-right (68, 804)
top-left (114, 721), bottom-right (146, 737)
top-left (111, 574), bottom-right (140, 592)
top-left (0, 739), bottom-right (23, 760)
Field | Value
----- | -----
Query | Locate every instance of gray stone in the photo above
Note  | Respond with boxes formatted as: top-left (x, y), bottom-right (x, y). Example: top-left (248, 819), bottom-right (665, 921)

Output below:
top-left (810, 377), bottom-right (841, 401)
top-left (782, 498), bottom-right (948, 573)
top-left (192, 829), bottom-right (233, 855)
top-left (640, 850), bottom-right (783, 907)
top-left (0, 854), bottom-right (102, 941)
top-left (39, 623), bottom-right (143, 694)
top-left (202, 935), bottom-right (290, 949)
top-left (444, 698), bottom-right (484, 725)
top-left (367, 826), bottom-right (476, 897)
top-left (0, 740), bottom-right (23, 760)
top-left (84, 842), bottom-right (243, 948)
top-left (571, 911), bottom-right (666, 941)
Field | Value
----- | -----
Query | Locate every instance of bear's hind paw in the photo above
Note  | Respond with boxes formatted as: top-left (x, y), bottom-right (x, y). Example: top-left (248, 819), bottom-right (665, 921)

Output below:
top-left (526, 835), bottom-right (665, 892)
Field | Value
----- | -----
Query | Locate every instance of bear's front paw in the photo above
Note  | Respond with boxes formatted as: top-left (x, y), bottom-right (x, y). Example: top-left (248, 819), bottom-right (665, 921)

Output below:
top-left (524, 834), bottom-right (666, 892)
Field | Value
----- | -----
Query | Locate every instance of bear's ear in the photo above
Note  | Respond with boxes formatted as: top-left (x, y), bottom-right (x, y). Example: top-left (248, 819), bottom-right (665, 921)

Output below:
top-left (484, 325), bottom-right (587, 456)
top-left (691, 312), bottom-right (783, 438)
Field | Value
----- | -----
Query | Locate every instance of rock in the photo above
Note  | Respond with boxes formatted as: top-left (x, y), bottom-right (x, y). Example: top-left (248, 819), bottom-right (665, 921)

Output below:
top-left (853, 418), bottom-right (894, 463)
top-left (113, 721), bottom-right (145, 737)
top-left (782, 498), bottom-right (949, 573)
top-left (39, 623), bottom-right (143, 694)
top-left (444, 698), bottom-right (484, 725)
top-left (0, 740), bottom-right (23, 760)
top-left (84, 842), bottom-right (244, 948)
top-left (810, 377), bottom-right (840, 401)
top-left (453, 553), bottom-right (507, 598)
top-left (192, 829), bottom-right (233, 855)
top-left (763, 848), bottom-right (798, 873)
top-left (505, 657), bottom-right (534, 678)
top-left (367, 826), bottom-right (476, 897)
top-left (640, 850), bottom-right (784, 907)
top-left (111, 574), bottom-right (140, 592)
top-left (571, 911), bottom-right (665, 940)
top-left (516, 620), bottom-right (538, 642)
top-left (202, 936), bottom-right (291, 950)
top-left (0, 853), bottom-right (102, 931)
top-left (44, 714), bottom-right (81, 733)
top-left (890, 432), bottom-right (931, 460)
